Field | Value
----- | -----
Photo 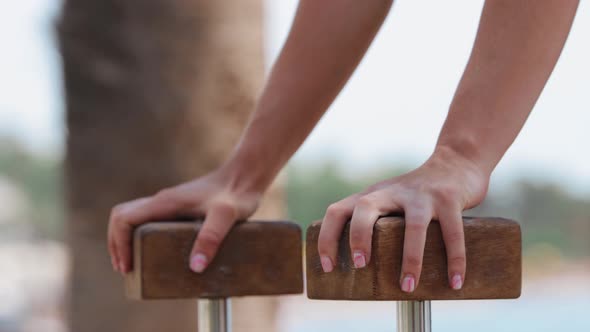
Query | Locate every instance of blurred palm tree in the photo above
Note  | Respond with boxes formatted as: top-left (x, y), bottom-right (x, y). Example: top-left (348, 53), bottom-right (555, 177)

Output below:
top-left (57, 0), bottom-right (282, 331)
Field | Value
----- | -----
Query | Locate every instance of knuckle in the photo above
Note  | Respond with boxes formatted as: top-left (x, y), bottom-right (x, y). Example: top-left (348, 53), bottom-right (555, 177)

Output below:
top-left (349, 231), bottom-right (369, 248)
top-left (448, 255), bottom-right (466, 267)
top-left (404, 255), bottom-right (423, 269)
top-left (404, 200), bottom-right (432, 223)
top-left (325, 203), bottom-right (345, 219)
top-left (317, 229), bottom-right (338, 246)
top-left (317, 237), bottom-right (336, 255)
top-left (110, 205), bottom-right (127, 224)
top-left (110, 204), bottom-right (123, 216)
top-left (430, 184), bottom-right (459, 204)
top-left (356, 196), bottom-right (375, 210)
top-left (115, 230), bottom-right (131, 246)
top-left (405, 207), bottom-right (430, 223)
top-left (155, 188), bottom-right (177, 201)
top-left (197, 230), bottom-right (224, 250)
top-left (211, 201), bottom-right (237, 218)
top-left (445, 230), bottom-right (464, 243)
top-left (155, 188), bottom-right (192, 210)
top-left (405, 221), bottom-right (426, 233)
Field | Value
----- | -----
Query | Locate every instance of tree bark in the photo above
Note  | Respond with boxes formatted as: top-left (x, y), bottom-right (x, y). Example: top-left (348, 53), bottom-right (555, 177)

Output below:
top-left (58, 0), bottom-right (283, 331)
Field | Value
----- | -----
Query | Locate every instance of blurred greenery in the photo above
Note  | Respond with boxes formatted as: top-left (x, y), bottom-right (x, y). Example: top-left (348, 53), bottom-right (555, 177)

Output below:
top-left (0, 137), bottom-right (588, 258)
top-left (0, 138), bottom-right (63, 240)
top-left (286, 160), bottom-right (590, 258)
top-left (286, 161), bottom-right (410, 232)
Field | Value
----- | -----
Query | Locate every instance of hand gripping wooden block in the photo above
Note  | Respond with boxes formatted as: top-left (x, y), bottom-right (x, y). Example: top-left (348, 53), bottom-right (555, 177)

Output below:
top-left (125, 220), bottom-right (303, 299)
top-left (306, 217), bottom-right (521, 301)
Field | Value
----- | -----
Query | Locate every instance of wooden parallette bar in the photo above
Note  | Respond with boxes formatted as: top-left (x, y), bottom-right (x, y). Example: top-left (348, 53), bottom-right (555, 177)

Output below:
top-left (126, 220), bottom-right (303, 300)
top-left (306, 217), bottom-right (521, 301)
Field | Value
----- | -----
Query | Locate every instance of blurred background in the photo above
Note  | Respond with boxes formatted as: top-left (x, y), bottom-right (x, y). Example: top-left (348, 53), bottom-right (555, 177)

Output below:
top-left (0, 0), bottom-right (588, 331)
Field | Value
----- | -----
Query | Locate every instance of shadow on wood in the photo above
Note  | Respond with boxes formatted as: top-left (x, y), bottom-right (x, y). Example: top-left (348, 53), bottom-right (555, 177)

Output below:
top-left (126, 220), bottom-right (303, 299)
top-left (306, 217), bottom-right (521, 301)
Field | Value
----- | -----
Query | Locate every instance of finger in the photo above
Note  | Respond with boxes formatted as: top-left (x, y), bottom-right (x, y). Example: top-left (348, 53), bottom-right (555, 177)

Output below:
top-left (400, 203), bottom-right (432, 293)
top-left (110, 216), bottom-right (133, 274)
top-left (107, 216), bottom-right (118, 272)
top-left (438, 205), bottom-right (466, 290)
top-left (107, 234), bottom-right (118, 272)
top-left (108, 211), bottom-right (128, 273)
top-left (111, 193), bottom-right (190, 274)
top-left (317, 195), bottom-right (359, 273)
top-left (349, 192), bottom-right (401, 269)
top-left (108, 207), bottom-right (128, 274)
top-left (189, 203), bottom-right (236, 273)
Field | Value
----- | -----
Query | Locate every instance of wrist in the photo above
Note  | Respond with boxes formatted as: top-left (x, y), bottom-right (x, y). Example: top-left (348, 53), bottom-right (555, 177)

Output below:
top-left (430, 143), bottom-right (492, 180)
top-left (433, 107), bottom-right (500, 173)
top-left (428, 144), bottom-right (491, 208)
top-left (219, 143), bottom-right (277, 194)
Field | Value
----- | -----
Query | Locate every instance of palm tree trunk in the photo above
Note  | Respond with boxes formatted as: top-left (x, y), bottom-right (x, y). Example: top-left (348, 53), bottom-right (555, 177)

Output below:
top-left (58, 0), bottom-right (283, 331)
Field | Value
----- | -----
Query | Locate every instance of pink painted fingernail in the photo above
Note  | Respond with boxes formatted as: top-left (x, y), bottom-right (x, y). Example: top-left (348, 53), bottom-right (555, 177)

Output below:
top-left (353, 251), bottom-right (366, 269)
top-left (119, 262), bottom-right (126, 274)
top-left (190, 253), bottom-right (208, 273)
top-left (401, 275), bottom-right (416, 293)
top-left (320, 256), bottom-right (334, 273)
top-left (451, 274), bottom-right (463, 290)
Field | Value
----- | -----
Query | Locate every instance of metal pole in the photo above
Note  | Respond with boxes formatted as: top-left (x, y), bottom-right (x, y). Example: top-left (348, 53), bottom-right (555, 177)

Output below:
top-left (198, 298), bottom-right (231, 332)
top-left (397, 300), bottom-right (431, 332)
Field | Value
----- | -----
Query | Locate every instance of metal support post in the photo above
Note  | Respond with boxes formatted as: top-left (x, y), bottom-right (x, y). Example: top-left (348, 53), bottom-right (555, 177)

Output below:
top-left (198, 298), bottom-right (231, 332)
top-left (397, 300), bottom-right (431, 332)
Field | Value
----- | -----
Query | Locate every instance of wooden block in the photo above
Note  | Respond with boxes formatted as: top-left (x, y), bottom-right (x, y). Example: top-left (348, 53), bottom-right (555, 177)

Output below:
top-left (306, 217), bottom-right (521, 301)
top-left (126, 220), bottom-right (303, 299)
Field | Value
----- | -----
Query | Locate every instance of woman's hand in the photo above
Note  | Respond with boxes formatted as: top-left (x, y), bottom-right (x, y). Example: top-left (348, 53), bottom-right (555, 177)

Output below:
top-left (106, 0), bottom-right (395, 276)
top-left (107, 166), bottom-right (262, 275)
top-left (317, 146), bottom-right (490, 292)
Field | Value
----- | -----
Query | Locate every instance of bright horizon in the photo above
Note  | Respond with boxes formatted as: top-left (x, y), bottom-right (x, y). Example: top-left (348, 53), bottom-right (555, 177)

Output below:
top-left (0, 0), bottom-right (589, 193)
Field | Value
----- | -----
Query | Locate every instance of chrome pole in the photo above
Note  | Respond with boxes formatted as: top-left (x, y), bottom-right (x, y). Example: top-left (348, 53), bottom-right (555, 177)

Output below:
top-left (198, 298), bottom-right (231, 332)
top-left (397, 300), bottom-right (431, 332)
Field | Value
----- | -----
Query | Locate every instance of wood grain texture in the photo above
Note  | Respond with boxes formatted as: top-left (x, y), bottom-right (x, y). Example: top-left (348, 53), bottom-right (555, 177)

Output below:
top-left (126, 220), bottom-right (303, 300)
top-left (306, 217), bottom-right (521, 301)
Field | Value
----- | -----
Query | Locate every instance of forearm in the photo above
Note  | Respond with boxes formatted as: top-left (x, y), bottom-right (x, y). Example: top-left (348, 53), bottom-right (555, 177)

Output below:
top-left (436, 0), bottom-right (579, 175)
top-left (223, 0), bottom-right (392, 191)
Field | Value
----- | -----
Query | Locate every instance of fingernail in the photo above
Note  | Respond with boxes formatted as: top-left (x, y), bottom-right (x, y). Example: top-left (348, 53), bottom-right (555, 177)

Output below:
top-left (320, 256), bottom-right (334, 273)
top-left (190, 253), bottom-right (207, 273)
top-left (401, 275), bottom-right (416, 293)
top-left (451, 274), bottom-right (463, 290)
top-left (353, 251), bottom-right (366, 269)
top-left (119, 262), bottom-right (126, 274)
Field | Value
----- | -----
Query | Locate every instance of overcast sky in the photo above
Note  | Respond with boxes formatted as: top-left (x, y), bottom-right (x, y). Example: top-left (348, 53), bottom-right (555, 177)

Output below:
top-left (0, 0), bottom-right (589, 193)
